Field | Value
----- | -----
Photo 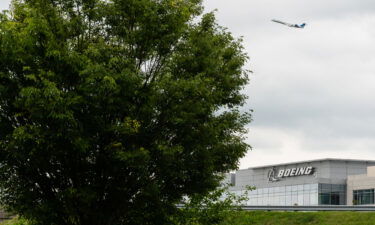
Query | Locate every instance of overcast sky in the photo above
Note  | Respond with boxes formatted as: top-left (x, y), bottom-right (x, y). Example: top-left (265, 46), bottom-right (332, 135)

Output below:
top-left (204, 0), bottom-right (375, 169)
top-left (2, 0), bottom-right (375, 169)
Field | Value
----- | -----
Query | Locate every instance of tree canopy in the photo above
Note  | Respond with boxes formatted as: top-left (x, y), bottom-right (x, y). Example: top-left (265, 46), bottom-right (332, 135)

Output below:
top-left (0, 0), bottom-right (251, 224)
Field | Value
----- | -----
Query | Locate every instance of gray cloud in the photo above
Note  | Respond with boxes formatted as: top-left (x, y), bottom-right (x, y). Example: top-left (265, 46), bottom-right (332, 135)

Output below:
top-left (204, 0), bottom-right (375, 168)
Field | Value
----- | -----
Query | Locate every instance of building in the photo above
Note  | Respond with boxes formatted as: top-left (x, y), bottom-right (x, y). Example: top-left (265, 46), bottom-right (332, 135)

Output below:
top-left (227, 158), bottom-right (375, 206)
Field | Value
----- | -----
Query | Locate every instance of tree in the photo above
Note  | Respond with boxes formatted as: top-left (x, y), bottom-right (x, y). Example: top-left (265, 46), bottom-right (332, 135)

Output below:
top-left (172, 185), bottom-right (253, 225)
top-left (0, 0), bottom-right (251, 225)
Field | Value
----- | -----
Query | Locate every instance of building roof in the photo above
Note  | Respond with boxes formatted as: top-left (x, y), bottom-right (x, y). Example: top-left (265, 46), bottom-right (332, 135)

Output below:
top-left (246, 158), bottom-right (375, 170)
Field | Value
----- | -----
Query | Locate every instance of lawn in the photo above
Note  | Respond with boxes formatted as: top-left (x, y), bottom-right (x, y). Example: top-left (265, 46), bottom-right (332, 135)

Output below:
top-left (3, 211), bottom-right (375, 225)
top-left (221, 211), bottom-right (375, 225)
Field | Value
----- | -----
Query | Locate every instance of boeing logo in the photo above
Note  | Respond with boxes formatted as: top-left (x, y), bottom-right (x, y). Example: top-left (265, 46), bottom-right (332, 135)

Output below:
top-left (268, 167), bottom-right (280, 182)
top-left (268, 166), bottom-right (315, 182)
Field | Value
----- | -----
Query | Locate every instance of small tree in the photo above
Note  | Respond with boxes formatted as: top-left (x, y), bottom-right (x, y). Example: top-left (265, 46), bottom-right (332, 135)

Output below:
top-left (0, 0), bottom-right (251, 224)
top-left (173, 185), bottom-right (253, 225)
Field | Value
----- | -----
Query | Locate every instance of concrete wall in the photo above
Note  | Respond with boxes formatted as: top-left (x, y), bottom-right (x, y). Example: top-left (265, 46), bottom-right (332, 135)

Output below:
top-left (346, 166), bottom-right (375, 205)
top-left (367, 166), bottom-right (375, 176)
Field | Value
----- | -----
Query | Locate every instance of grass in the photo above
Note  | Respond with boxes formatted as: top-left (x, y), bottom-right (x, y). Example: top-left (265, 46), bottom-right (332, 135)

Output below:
top-left (221, 211), bottom-right (375, 225)
top-left (0, 217), bottom-right (29, 225)
top-left (3, 211), bottom-right (375, 225)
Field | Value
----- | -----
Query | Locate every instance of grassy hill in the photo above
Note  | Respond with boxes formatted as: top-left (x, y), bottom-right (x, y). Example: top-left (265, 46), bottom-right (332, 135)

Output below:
top-left (221, 211), bottom-right (375, 225)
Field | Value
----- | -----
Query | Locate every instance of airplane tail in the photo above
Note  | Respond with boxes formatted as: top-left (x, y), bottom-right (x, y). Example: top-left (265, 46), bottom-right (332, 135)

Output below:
top-left (300, 23), bottom-right (306, 28)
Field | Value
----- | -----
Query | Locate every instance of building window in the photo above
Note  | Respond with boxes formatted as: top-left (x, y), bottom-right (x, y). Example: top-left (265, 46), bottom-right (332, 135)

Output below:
top-left (318, 184), bottom-right (346, 205)
top-left (353, 189), bottom-right (374, 205)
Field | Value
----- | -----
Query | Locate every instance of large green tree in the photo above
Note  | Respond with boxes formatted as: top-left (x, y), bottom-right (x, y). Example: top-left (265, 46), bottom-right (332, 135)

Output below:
top-left (0, 0), bottom-right (251, 224)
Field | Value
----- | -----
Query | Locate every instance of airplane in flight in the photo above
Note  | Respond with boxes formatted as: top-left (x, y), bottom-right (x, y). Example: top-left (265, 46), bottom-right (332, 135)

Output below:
top-left (271, 19), bottom-right (306, 28)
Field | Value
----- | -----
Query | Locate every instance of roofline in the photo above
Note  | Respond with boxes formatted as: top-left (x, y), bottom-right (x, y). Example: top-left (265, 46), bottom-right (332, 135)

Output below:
top-left (245, 158), bottom-right (375, 170)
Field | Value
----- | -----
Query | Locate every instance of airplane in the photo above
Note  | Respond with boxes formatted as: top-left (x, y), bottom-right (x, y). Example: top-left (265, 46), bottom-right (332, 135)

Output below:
top-left (271, 19), bottom-right (306, 28)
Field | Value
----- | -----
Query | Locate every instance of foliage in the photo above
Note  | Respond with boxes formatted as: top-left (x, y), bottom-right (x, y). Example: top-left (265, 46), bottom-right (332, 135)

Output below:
top-left (0, 0), bottom-right (251, 225)
top-left (172, 185), bottom-right (253, 225)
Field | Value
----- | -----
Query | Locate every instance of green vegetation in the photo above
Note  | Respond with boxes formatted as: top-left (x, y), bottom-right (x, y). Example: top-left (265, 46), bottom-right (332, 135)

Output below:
top-left (172, 185), bottom-right (252, 225)
top-left (0, 0), bottom-right (250, 224)
top-left (221, 211), bottom-right (375, 225)
top-left (4, 211), bottom-right (375, 225)
top-left (1, 217), bottom-right (30, 225)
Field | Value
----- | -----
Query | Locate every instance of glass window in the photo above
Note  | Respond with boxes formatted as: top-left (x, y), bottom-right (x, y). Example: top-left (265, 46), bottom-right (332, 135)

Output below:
top-left (318, 183), bottom-right (346, 205)
top-left (304, 193), bottom-right (310, 205)
top-left (304, 184), bottom-right (311, 191)
top-left (320, 183), bottom-right (331, 193)
top-left (285, 193), bottom-right (292, 206)
top-left (310, 193), bottom-right (318, 205)
top-left (298, 193), bottom-right (304, 205)
top-left (274, 196), bottom-right (280, 205)
top-left (229, 183), bottom-right (341, 206)
top-left (292, 193), bottom-right (298, 206)
top-left (332, 184), bottom-right (345, 192)
top-left (263, 195), bottom-right (268, 205)
top-left (353, 189), bottom-right (374, 205)
top-left (268, 195), bottom-right (273, 205)
top-left (279, 195), bottom-right (286, 206)
top-left (310, 183), bottom-right (318, 191)
top-left (259, 196), bottom-right (264, 205)
top-left (319, 193), bottom-right (330, 204)
top-left (253, 197), bottom-right (259, 205)
top-left (330, 192), bottom-right (340, 205)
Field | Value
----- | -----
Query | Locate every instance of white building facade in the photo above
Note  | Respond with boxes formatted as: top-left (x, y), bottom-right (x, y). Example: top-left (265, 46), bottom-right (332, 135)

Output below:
top-left (227, 158), bottom-right (375, 206)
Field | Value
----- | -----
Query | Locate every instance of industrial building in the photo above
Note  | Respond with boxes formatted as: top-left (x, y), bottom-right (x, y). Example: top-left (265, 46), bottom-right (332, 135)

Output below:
top-left (227, 158), bottom-right (375, 206)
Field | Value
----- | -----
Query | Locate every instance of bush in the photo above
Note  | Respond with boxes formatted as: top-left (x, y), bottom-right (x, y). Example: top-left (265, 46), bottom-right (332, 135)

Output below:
top-left (172, 185), bottom-right (253, 225)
